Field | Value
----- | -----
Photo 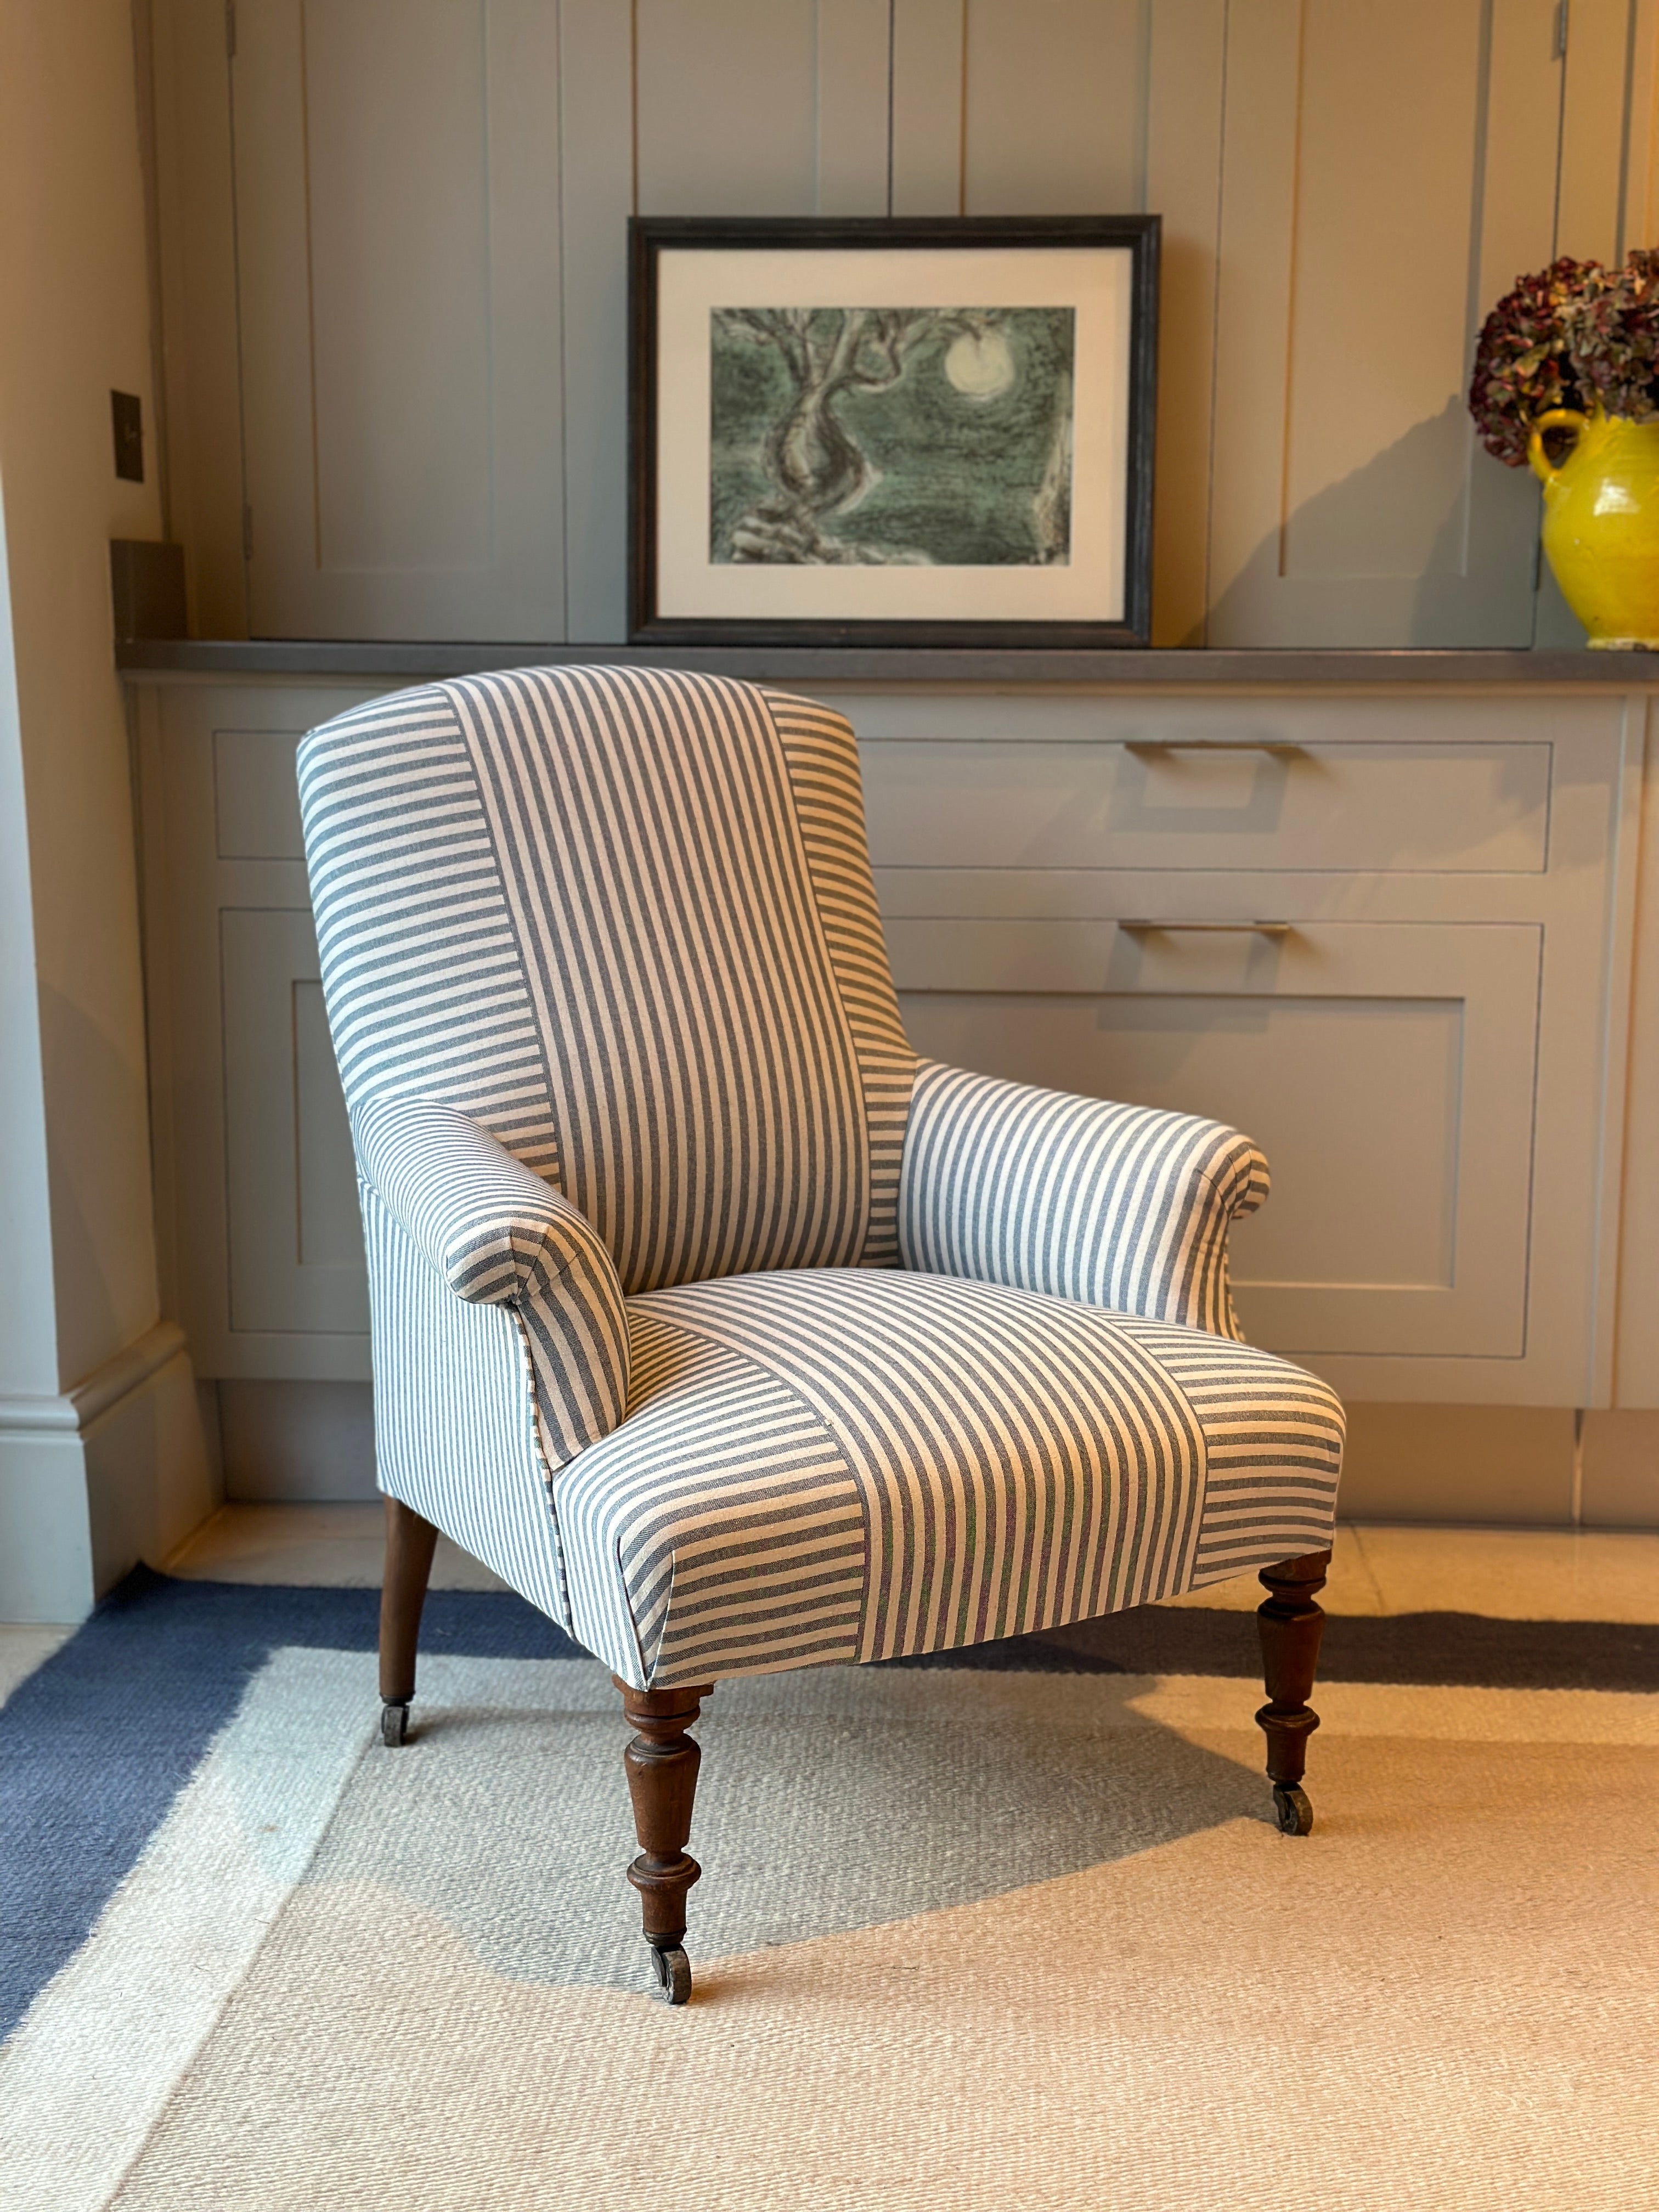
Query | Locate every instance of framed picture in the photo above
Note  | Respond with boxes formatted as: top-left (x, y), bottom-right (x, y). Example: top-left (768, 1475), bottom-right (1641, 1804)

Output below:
top-left (629, 214), bottom-right (1159, 648)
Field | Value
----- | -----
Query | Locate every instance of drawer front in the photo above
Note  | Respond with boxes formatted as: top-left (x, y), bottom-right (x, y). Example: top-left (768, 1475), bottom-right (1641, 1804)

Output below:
top-left (862, 736), bottom-right (1550, 875)
top-left (210, 705), bottom-right (1564, 877)
top-left (890, 916), bottom-right (1541, 1362)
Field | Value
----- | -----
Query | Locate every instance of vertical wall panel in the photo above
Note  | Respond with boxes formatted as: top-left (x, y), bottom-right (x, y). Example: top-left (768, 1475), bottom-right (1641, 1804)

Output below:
top-left (635, 0), bottom-right (819, 215)
top-left (961, 0), bottom-right (1146, 215)
top-left (557, 0), bottom-right (635, 642)
top-left (1276, 3), bottom-right (1487, 585)
top-left (816, 0), bottom-right (893, 215)
top-left (1620, 0), bottom-right (1659, 248)
top-left (1536, 0), bottom-right (1645, 646)
top-left (1557, 0), bottom-right (1640, 262)
top-left (1207, 0), bottom-right (1566, 646)
top-left (150, 0), bottom-right (249, 637)
top-left (304, 4), bottom-right (494, 573)
top-left (891, 0), bottom-right (965, 212)
top-left (232, 0), bottom-right (565, 640)
top-left (1145, 0), bottom-right (1226, 646)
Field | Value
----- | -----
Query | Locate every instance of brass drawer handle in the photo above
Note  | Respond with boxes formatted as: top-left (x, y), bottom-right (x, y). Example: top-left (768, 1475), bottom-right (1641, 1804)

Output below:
top-left (1116, 919), bottom-right (1291, 936)
top-left (1124, 739), bottom-right (1304, 757)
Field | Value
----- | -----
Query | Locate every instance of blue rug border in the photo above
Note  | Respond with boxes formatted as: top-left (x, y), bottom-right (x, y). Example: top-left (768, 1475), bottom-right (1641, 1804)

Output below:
top-left (0, 1567), bottom-right (582, 2045)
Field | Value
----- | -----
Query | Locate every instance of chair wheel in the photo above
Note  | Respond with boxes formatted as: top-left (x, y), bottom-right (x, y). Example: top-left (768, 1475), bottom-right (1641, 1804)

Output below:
top-left (1273, 1784), bottom-right (1313, 1836)
top-left (650, 1944), bottom-right (692, 2005)
top-left (380, 1700), bottom-right (409, 1747)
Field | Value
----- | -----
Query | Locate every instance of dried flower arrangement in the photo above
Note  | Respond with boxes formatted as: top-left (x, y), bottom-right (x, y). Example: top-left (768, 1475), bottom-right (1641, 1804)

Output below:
top-left (1469, 250), bottom-right (1659, 466)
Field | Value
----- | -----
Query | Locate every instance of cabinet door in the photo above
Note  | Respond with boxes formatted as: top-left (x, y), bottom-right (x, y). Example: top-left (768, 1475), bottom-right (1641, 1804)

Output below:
top-left (141, 682), bottom-right (385, 1379)
top-left (1204, 0), bottom-right (1564, 645)
top-left (891, 916), bottom-right (1542, 1362)
top-left (221, 908), bottom-right (369, 1336)
top-left (232, 0), bottom-right (565, 639)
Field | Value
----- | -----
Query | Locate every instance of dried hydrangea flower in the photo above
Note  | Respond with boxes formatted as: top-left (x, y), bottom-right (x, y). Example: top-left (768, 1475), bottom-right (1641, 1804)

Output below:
top-left (1468, 257), bottom-right (1601, 467)
top-left (1469, 251), bottom-right (1659, 465)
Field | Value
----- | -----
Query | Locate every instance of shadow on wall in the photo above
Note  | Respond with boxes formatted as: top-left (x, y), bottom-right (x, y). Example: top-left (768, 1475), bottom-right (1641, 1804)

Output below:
top-left (1203, 396), bottom-right (1574, 648)
top-left (38, 981), bottom-right (159, 1387)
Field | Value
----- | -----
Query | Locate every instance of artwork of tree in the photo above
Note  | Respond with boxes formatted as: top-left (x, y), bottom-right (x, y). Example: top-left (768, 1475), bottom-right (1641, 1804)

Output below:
top-left (709, 306), bottom-right (1075, 567)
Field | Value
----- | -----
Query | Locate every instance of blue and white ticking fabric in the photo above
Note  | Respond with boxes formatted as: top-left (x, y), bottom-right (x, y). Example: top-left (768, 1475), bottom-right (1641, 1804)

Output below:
top-left (298, 667), bottom-right (1344, 1689)
top-left (900, 1059), bottom-right (1272, 1341)
top-left (354, 1097), bottom-right (629, 1469)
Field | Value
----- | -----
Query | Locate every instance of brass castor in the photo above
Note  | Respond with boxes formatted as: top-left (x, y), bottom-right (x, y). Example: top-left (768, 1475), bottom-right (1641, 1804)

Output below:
top-left (650, 1943), bottom-right (692, 2005)
top-left (1273, 1783), bottom-right (1313, 1836)
top-left (380, 1699), bottom-right (410, 1747)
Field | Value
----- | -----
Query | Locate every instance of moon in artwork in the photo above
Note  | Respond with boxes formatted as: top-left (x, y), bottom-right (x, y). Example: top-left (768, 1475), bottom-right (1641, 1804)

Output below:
top-left (943, 327), bottom-right (1017, 399)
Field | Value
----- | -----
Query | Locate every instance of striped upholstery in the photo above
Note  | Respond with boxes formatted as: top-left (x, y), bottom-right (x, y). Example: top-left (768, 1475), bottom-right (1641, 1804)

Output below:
top-left (298, 666), bottom-right (1345, 1690)
top-left (900, 1059), bottom-right (1271, 1340)
top-left (359, 1183), bottom-right (569, 1627)
top-left (353, 1097), bottom-right (629, 1468)
top-left (554, 1271), bottom-right (1342, 1688)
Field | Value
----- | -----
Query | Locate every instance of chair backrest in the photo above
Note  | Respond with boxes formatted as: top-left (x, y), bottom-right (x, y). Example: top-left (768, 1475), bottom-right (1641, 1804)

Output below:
top-left (298, 665), bottom-right (917, 1293)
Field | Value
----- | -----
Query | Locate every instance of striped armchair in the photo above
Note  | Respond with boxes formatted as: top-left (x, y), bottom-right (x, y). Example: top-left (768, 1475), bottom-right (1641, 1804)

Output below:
top-left (299, 666), bottom-right (1344, 2005)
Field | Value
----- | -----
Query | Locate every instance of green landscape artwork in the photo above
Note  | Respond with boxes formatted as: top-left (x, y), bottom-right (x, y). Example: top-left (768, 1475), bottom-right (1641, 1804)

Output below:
top-left (708, 306), bottom-right (1075, 568)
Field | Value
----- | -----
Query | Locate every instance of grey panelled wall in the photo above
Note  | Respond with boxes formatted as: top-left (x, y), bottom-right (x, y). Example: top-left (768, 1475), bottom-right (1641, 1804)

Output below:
top-left (146, 0), bottom-right (1659, 651)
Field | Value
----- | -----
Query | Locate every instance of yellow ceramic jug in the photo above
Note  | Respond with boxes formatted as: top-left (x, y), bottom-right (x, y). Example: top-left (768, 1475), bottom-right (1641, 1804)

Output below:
top-left (1528, 405), bottom-right (1659, 647)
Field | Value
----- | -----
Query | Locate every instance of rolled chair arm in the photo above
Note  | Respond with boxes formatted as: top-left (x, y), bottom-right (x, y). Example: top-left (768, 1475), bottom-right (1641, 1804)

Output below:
top-left (898, 1059), bottom-right (1270, 1340)
top-left (352, 1096), bottom-right (630, 1467)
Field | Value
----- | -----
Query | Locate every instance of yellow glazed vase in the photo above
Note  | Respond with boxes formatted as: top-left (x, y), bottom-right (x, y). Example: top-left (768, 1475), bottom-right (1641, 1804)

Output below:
top-left (1528, 405), bottom-right (1659, 647)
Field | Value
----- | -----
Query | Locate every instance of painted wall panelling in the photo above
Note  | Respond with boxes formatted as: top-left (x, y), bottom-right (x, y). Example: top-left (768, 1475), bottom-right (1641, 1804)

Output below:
top-left (149, 2), bottom-right (1657, 648)
top-left (133, 676), bottom-right (1634, 1412)
top-left (147, 0), bottom-right (247, 639)
top-left (229, 0), bottom-right (567, 640)
top-left (1205, 0), bottom-right (1568, 648)
top-left (1533, 0), bottom-right (1658, 647)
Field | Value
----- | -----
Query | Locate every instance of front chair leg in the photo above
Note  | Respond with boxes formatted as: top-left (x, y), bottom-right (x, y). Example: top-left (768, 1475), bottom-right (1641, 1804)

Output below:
top-left (1256, 1548), bottom-right (1331, 1836)
top-left (379, 1495), bottom-right (439, 1746)
top-left (614, 1677), bottom-right (713, 2005)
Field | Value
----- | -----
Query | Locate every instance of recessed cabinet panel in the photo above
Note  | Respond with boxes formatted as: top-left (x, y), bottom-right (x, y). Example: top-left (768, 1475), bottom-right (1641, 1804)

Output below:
top-left (222, 908), bottom-right (368, 1335)
top-left (232, 0), bottom-right (565, 638)
top-left (1204, 0), bottom-right (1563, 644)
top-left (865, 737), bottom-right (1550, 875)
top-left (213, 730), bottom-right (307, 857)
top-left (294, 980), bottom-right (364, 1268)
top-left (893, 918), bottom-right (1542, 1359)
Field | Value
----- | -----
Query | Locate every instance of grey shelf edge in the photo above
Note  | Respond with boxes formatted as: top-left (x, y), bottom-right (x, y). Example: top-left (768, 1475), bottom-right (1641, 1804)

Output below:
top-left (115, 639), bottom-right (1659, 685)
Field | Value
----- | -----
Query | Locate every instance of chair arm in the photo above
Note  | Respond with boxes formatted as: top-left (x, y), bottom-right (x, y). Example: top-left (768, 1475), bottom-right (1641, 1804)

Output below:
top-left (898, 1060), bottom-right (1270, 1340)
top-left (352, 1097), bottom-right (630, 1467)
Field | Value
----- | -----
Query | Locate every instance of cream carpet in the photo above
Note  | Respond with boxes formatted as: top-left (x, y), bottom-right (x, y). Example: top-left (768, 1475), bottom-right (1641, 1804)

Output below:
top-left (5, 1649), bottom-right (1655, 2212)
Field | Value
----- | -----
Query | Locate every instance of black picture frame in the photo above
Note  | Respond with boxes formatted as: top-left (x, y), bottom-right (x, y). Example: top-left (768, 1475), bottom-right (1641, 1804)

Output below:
top-left (628, 213), bottom-right (1159, 648)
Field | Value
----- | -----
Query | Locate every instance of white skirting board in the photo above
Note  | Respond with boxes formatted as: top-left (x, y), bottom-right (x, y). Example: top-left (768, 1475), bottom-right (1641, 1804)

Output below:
top-left (0, 1324), bottom-right (221, 1621)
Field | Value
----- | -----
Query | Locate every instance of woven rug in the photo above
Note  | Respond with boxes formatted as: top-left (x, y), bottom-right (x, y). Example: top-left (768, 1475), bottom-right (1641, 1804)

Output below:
top-left (3, 1572), bottom-right (1657, 2212)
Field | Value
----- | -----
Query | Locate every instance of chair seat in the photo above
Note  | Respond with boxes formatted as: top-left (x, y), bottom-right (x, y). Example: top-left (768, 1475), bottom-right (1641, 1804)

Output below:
top-left (551, 1267), bottom-right (1343, 1689)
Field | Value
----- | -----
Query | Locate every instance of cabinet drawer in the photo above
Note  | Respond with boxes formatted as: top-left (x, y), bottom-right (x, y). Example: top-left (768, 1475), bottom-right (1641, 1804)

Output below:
top-left (863, 736), bottom-right (1549, 874)
top-left (890, 916), bottom-right (1541, 1362)
top-left (211, 712), bottom-right (1557, 878)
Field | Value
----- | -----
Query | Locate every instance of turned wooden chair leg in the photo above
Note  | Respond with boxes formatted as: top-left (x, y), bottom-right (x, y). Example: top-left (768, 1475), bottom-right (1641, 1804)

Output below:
top-left (1256, 1547), bottom-right (1331, 1835)
top-left (379, 1494), bottom-right (439, 1746)
top-left (614, 1677), bottom-right (713, 2005)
